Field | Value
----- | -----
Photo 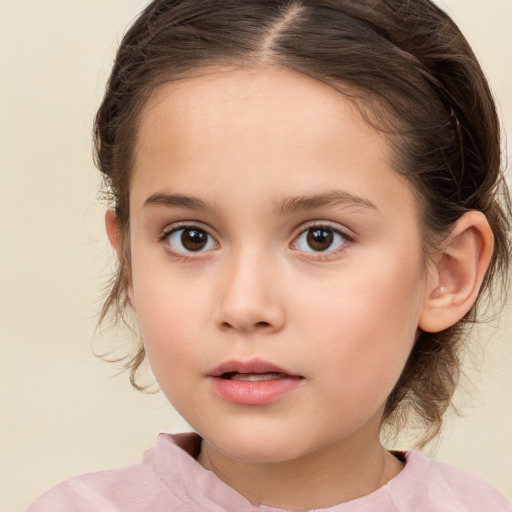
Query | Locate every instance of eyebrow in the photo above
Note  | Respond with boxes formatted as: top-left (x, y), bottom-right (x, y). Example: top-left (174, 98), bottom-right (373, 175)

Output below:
top-left (275, 190), bottom-right (379, 215)
top-left (142, 189), bottom-right (379, 216)
top-left (143, 192), bottom-right (210, 211)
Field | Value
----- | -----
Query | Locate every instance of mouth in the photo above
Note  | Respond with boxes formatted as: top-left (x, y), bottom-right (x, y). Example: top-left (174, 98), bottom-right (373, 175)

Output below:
top-left (219, 371), bottom-right (290, 381)
top-left (208, 358), bottom-right (304, 405)
top-left (209, 358), bottom-right (302, 380)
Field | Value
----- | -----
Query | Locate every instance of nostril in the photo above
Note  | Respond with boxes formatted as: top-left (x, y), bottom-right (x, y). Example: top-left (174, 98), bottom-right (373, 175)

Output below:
top-left (218, 320), bottom-right (272, 331)
top-left (220, 322), bottom-right (270, 330)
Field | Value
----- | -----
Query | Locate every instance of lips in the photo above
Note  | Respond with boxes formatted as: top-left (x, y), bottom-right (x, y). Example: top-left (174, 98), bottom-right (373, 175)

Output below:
top-left (208, 359), bottom-right (304, 405)
top-left (210, 358), bottom-right (300, 378)
top-left (223, 372), bottom-right (288, 381)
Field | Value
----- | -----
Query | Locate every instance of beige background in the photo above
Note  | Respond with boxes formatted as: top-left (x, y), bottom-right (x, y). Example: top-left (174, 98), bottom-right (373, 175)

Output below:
top-left (1, 1), bottom-right (511, 511)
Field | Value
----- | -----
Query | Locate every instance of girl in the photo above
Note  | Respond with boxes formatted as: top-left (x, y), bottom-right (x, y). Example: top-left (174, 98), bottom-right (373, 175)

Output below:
top-left (27, 0), bottom-right (511, 510)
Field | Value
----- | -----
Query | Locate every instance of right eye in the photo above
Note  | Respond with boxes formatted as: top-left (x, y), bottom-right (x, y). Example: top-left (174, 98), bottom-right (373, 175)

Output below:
top-left (166, 226), bottom-right (218, 254)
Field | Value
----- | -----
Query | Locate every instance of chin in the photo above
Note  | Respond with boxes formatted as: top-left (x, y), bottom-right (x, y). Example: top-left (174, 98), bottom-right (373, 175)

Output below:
top-left (202, 425), bottom-right (306, 465)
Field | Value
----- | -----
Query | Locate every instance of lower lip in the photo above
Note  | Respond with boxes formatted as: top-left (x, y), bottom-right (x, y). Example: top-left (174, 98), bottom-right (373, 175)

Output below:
top-left (209, 376), bottom-right (303, 405)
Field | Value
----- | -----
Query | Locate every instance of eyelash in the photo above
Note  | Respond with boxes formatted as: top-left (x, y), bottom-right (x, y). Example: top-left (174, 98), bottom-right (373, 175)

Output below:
top-left (159, 222), bottom-right (352, 261)
top-left (159, 222), bottom-right (219, 260)
top-left (290, 222), bottom-right (352, 261)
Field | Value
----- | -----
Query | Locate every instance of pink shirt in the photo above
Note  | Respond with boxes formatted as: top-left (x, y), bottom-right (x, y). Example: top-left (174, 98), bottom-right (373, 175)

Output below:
top-left (27, 432), bottom-right (511, 511)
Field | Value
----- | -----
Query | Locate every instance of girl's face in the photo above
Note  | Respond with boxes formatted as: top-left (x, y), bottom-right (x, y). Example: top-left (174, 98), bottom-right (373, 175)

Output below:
top-left (126, 66), bottom-right (432, 464)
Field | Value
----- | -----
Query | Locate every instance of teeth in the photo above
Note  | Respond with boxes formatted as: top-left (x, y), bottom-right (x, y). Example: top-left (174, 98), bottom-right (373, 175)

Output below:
top-left (229, 372), bottom-right (286, 381)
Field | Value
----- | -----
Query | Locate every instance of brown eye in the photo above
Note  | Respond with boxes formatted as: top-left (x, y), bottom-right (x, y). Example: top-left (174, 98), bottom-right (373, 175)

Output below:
top-left (294, 226), bottom-right (347, 253)
top-left (167, 226), bottom-right (217, 254)
top-left (307, 229), bottom-right (334, 251)
top-left (181, 228), bottom-right (208, 251)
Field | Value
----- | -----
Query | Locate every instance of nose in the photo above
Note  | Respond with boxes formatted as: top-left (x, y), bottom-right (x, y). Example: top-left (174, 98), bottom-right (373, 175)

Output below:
top-left (215, 249), bottom-right (285, 334)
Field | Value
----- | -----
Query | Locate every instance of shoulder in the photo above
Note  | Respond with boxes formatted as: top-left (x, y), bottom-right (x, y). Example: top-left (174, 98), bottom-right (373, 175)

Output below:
top-left (25, 433), bottom-right (201, 512)
top-left (389, 451), bottom-right (512, 512)
top-left (25, 451), bottom-right (174, 512)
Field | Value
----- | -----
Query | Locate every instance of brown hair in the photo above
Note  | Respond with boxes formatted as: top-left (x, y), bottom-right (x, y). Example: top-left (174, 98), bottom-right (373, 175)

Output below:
top-left (94, 0), bottom-right (511, 445)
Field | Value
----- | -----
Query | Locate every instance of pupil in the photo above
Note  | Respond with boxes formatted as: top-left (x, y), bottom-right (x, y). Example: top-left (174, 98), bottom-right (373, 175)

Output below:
top-left (181, 228), bottom-right (207, 251)
top-left (307, 229), bottom-right (333, 251)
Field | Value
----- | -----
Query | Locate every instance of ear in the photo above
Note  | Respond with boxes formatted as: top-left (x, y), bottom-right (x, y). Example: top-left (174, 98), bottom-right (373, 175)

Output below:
top-left (419, 211), bottom-right (494, 333)
top-left (105, 208), bottom-right (135, 309)
top-left (105, 208), bottom-right (122, 254)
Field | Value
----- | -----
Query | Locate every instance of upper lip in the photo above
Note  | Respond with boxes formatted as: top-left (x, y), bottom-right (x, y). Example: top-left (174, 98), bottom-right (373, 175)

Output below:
top-left (208, 358), bottom-right (302, 378)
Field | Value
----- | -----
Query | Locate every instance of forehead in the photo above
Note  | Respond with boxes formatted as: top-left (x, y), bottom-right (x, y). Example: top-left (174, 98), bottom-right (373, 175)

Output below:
top-left (131, 66), bottom-right (416, 221)
top-left (134, 66), bottom-right (383, 166)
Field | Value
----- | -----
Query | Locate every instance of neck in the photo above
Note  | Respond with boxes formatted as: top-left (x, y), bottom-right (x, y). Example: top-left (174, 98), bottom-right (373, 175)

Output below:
top-left (198, 426), bottom-right (404, 511)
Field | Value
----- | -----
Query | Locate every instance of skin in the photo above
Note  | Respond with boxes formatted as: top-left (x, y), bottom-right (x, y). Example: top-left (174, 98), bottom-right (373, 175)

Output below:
top-left (106, 66), bottom-right (494, 511)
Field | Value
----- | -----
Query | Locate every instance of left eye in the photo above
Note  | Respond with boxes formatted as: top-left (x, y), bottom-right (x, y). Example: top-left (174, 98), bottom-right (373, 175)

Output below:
top-left (294, 227), bottom-right (347, 253)
top-left (167, 227), bottom-right (218, 253)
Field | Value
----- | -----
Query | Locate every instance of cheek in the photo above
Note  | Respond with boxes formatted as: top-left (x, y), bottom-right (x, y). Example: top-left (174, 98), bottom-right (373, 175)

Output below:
top-left (135, 295), bottom-right (204, 411)
top-left (295, 254), bottom-right (424, 403)
top-left (130, 268), bottom-right (208, 377)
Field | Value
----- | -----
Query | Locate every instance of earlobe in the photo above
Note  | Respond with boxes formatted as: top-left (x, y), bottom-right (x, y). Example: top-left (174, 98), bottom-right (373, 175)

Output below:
top-left (419, 211), bottom-right (494, 333)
